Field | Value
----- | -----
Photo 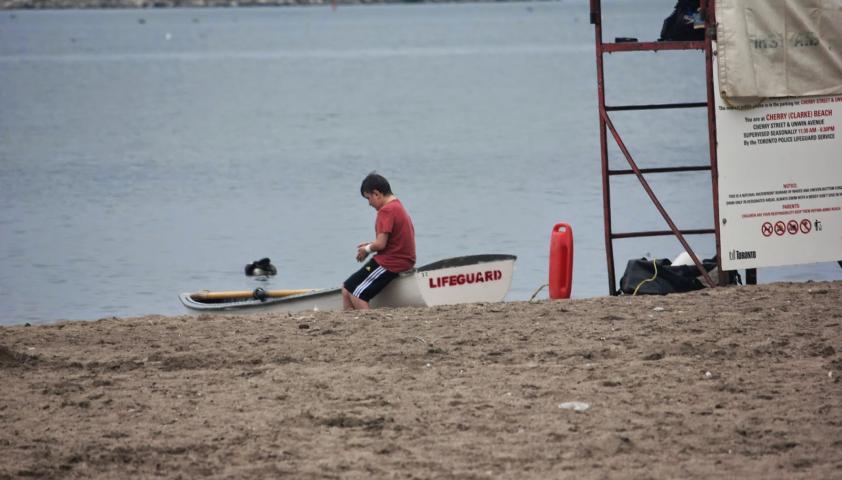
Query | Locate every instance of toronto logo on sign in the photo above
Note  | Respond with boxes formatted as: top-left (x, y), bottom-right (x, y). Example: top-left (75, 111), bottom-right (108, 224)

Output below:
top-left (729, 249), bottom-right (757, 261)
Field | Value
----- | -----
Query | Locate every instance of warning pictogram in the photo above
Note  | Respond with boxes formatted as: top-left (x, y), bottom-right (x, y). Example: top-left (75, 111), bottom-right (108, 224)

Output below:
top-left (800, 219), bottom-right (812, 234)
top-left (761, 222), bottom-right (774, 237)
top-left (774, 221), bottom-right (786, 236)
top-left (787, 220), bottom-right (798, 235)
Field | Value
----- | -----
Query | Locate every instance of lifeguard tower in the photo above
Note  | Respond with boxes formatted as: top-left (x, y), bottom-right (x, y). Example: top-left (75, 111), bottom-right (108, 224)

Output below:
top-left (591, 0), bottom-right (842, 295)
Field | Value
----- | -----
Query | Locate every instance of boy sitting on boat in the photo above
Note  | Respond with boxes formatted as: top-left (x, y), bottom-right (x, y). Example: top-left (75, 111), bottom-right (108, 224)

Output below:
top-left (342, 173), bottom-right (416, 310)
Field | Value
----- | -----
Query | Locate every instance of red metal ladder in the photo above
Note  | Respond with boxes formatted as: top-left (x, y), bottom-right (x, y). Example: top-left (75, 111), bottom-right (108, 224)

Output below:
top-left (590, 0), bottom-right (725, 295)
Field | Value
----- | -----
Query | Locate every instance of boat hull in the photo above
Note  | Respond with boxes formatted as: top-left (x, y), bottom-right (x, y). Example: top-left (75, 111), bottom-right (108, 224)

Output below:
top-left (179, 254), bottom-right (516, 314)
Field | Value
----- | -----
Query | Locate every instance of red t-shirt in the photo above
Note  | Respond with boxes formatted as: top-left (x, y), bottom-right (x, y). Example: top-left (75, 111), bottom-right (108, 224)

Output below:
top-left (374, 199), bottom-right (416, 273)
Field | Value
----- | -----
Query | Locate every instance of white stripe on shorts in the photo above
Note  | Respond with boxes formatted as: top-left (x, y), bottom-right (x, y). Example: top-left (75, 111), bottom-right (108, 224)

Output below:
top-left (353, 265), bottom-right (387, 298)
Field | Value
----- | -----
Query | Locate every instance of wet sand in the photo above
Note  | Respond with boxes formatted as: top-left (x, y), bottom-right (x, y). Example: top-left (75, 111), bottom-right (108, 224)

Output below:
top-left (2, 281), bottom-right (841, 479)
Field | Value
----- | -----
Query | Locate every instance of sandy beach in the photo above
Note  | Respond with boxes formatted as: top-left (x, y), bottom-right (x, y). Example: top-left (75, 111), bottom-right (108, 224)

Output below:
top-left (2, 280), bottom-right (841, 479)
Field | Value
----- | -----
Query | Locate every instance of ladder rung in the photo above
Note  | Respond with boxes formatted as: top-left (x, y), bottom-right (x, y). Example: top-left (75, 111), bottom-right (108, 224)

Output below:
top-left (611, 229), bottom-right (715, 239)
top-left (609, 166), bottom-right (711, 176)
top-left (601, 40), bottom-right (705, 53)
top-left (605, 102), bottom-right (707, 111)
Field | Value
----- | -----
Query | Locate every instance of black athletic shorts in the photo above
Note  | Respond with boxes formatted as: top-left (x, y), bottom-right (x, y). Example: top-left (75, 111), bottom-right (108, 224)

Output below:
top-left (343, 258), bottom-right (398, 302)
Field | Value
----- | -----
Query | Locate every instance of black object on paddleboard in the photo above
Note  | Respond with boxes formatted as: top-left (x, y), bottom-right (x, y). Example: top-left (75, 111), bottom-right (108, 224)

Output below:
top-left (245, 258), bottom-right (277, 277)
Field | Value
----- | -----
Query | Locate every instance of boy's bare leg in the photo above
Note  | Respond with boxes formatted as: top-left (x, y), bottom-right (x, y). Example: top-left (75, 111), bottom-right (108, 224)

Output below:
top-left (342, 288), bottom-right (353, 309)
top-left (342, 288), bottom-right (371, 310)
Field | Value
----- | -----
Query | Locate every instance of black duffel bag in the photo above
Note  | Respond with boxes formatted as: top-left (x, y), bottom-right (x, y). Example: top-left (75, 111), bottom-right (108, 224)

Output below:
top-left (618, 257), bottom-right (719, 295)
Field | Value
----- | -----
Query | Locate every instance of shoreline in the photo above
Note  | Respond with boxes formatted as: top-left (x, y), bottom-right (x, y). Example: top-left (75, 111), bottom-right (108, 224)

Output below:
top-left (2, 280), bottom-right (841, 478)
top-left (2, 0), bottom-right (529, 10)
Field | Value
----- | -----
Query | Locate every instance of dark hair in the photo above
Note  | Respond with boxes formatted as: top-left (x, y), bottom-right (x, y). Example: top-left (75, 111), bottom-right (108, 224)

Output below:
top-left (360, 172), bottom-right (392, 197)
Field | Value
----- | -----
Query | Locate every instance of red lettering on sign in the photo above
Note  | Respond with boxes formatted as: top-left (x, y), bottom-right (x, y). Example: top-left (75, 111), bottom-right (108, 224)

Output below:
top-left (788, 111), bottom-right (812, 119)
top-left (427, 270), bottom-right (503, 289)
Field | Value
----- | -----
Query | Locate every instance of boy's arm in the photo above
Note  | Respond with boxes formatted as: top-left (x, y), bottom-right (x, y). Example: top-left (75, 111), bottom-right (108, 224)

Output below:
top-left (356, 232), bottom-right (390, 262)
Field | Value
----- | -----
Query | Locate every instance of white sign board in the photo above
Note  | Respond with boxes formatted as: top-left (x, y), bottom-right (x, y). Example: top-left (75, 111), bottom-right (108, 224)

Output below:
top-left (716, 77), bottom-right (842, 270)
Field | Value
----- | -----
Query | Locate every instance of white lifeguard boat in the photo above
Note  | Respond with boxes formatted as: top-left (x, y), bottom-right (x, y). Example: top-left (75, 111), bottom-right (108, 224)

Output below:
top-left (178, 254), bottom-right (516, 314)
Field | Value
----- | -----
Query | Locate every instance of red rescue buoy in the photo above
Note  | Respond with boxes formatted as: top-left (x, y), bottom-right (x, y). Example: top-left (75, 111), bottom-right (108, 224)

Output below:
top-left (549, 223), bottom-right (573, 299)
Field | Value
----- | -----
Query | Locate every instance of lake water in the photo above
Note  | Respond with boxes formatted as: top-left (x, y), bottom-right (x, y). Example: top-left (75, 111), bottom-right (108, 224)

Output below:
top-left (1, 0), bottom-right (840, 325)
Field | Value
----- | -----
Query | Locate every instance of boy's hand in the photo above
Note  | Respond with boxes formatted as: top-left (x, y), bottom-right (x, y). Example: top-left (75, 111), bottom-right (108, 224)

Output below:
top-left (356, 243), bottom-right (370, 262)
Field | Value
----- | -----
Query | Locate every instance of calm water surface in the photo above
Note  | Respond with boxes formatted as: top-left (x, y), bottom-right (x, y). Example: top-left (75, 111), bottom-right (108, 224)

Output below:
top-left (1, 1), bottom-right (840, 324)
